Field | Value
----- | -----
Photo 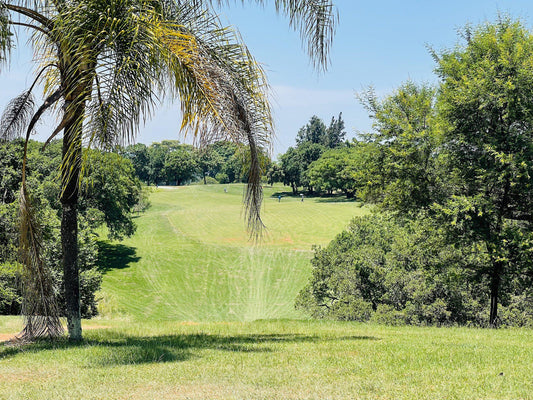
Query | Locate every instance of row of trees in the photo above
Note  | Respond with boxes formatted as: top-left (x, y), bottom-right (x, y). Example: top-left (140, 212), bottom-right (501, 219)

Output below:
top-left (268, 113), bottom-right (347, 193)
top-left (297, 18), bottom-right (533, 327)
top-left (0, 139), bottom-right (145, 318)
top-left (121, 140), bottom-right (266, 186)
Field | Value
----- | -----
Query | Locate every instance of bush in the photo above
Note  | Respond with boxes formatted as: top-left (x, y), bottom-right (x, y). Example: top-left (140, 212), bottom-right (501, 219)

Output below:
top-left (0, 262), bottom-right (22, 315)
top-left (215, 172), bottom-right (230, 184)
top-left (192, 176), bottom-right (219, 185)
top-left (296, 214), bottom-right (513, 327)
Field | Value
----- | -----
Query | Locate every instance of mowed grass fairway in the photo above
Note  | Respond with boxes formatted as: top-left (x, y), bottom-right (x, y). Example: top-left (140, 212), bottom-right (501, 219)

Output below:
top-left (1, 184), bottom-right (533, 399)
top-left (98, 184), bottom-right (364, 321)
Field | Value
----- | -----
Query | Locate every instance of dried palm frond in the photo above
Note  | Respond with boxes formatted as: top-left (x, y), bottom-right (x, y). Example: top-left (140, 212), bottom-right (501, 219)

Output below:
top-left (0, 90), bottom-right (35, 141)
top-left (16, 185), bottom-right (64, 342)
top-left (15, 132), bottom-right (63, 343)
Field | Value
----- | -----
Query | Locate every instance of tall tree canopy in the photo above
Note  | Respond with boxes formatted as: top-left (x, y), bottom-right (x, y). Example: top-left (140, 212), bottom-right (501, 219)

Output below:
top-left (300, 18), bottom-right (533, 328)
top-left (434, 17), bottom-right (533, 326)
top-left (0, 0), bottom-right (337, 340)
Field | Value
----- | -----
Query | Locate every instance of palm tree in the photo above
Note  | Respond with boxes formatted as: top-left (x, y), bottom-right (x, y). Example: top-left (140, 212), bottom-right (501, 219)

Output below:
top-left (0, 0), bottom-right (336, 341)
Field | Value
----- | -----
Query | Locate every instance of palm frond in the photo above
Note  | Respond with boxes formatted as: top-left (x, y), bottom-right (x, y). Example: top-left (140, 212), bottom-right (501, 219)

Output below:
top-left (0, 1), bottom-right (13, 67)
top-left (197, 0), bottom-right (337, 71)
top-left (17, 184), bottom-right (64, 343)
top-left (157, 7), bottom-right (272, 231)
top-left (0, 90), bottom-right (35, 140)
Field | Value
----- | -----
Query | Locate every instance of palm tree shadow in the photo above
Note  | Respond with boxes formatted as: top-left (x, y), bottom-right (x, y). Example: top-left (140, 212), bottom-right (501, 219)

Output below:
top-left (96, 240), bottom-right (140, 273)
top-left (0, 332), bottom-right (379, 366)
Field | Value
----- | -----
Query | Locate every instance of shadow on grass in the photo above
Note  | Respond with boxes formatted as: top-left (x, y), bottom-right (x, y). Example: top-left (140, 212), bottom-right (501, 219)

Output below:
top-left (314, 194), bottom-right (359, 203)
top-left (0, 332), bottom-right (378, 366)
top-left (271, 191), bottom-right (298, 198)
top-left (270, 191), bottom-right (359, 203)
top-left (96, 240), bottom-right (140, 273)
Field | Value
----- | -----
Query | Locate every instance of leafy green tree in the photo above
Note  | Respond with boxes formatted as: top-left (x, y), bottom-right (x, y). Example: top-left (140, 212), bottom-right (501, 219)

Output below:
top-left (325, 112), bottom-right (346, 148)
top-left (279, 147), bottom-right (303, 194)
top-left (359, 82), bottom-right (444, 213)
top-left (80, 150), bottom-right (142, 240)
top-left (307, 143), bottom-right (377, 197)
top-left (296, 214), bottom-right (490, 326)
top-left (296, 115), bottom-right (328, 146)
top-left (197, 147), bottom-right (223, 184)
top-left (163, 144), bottom-right (200, 186)
top-left (1, 0), bottom-right (336, 340)
top-left (1, 139), bottom-right (146, 318)
top-left (433, 18), bottom-right (533, 326)
top-left (121, 143), bottom-right (150, 184)
top-left (0, 140), bottom-right (105, 320)
top-left (266, 161), bottom-right (284, 186)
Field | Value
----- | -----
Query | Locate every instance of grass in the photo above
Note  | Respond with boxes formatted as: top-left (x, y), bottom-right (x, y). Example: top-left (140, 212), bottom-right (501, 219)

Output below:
top-left (1, 318), bottom-right (532, 399)
top-left (97, 184), bottom-right (366, 321)
top-left (1, 183), bottom-right (532, 399)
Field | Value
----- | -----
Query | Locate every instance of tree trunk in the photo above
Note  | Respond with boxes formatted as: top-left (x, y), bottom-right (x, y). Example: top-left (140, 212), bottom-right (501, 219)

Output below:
top-left (489, 260), bottom-right (503, 328)
top-left (60, 102), bottom-right (84, 341)
top-left (61, 201), bottom-right (81, 340)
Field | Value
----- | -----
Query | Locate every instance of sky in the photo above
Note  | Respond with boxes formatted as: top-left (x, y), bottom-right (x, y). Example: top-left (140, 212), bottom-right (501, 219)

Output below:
top-left (2, 0), bottom-right (533, 158)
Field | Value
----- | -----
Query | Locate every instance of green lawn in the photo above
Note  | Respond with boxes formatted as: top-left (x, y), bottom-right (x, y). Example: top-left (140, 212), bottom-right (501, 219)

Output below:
top-left (98, 184), bottom-right (365, 321)
top-left (1, 183), bottom-right (532, 399)
top-left (1, 318), bottom-right (532, 399)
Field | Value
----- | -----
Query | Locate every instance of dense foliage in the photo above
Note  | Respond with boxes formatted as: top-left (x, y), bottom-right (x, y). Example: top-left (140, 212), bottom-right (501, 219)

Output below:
top-left (0, 139), bottom-right (145, 317)
top-left (297, 214), bottom-right (533, 327)
top-left (298, 18), bottom-right (533, 327)
top-left (121, 140), bottom-right (269, 186)
top-left (279, 113), bottom-right (346, 193)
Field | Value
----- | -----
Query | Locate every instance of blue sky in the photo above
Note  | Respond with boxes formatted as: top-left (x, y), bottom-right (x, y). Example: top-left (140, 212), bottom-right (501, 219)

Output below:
top-left (2, 1), bottom-right (533, 157)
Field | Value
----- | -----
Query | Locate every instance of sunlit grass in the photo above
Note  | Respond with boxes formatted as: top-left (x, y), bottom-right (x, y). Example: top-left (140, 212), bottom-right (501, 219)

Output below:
top-left (98, 183), bottom-right (366, 321)
top-left (2, 184), bottom-right (532, 399)
top-left (1, 318), bottom-right (532, 399)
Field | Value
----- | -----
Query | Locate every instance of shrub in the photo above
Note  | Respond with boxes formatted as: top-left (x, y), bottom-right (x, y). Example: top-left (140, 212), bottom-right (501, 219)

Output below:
top-left (295, 213), bottom-right (522, 327)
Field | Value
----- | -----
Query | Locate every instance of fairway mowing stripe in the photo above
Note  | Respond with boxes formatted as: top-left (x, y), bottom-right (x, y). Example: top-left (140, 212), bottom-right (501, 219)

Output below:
top-left (99, 184), bottom-right (364, 321)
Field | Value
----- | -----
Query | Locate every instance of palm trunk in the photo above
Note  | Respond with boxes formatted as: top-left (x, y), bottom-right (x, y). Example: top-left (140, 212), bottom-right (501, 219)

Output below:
top-left (61, 200), bottom-right (81, 339)
top-left (60, 102), bottom-right (84, 341)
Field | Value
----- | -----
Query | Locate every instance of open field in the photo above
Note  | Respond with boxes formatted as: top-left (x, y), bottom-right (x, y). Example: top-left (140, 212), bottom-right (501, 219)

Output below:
top-left (1, 184), bottom-right (532, 399)
top-left (98, 184), bottom-right (366, 321)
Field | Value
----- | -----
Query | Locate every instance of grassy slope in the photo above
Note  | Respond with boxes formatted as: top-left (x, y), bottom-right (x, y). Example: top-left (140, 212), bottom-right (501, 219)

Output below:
top-left (99, 184), bottom-right (365, 321)
top-left (1, 184), bottom-right (532, 399)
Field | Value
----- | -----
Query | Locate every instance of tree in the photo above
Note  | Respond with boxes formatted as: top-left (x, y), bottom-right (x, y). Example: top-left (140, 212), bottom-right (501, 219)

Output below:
top-left (279, 147), bottom-right (303, 194)
top-left (80, 149), bottom-right (143, 240)
top-left (296, 115), bottom-right (328, 146)
top-left (197, 146), bottom-right (223, 184)
top-left (434, 18), bottom-right (533, 326)
top-left (296, 214), bottom-right (490, 326)
top-left (307, 143), bottom-right (377, 198)
top-left (0, 0), bottom-right (336, 340)
top-left (266, 161), bottom-right (284, 186)
top-left (121, 143), bottom-right (150, 184)
top-left (325, 112), bottom-right (346, 148)
top-left (0, 139), bottom-right (143, 320)
top-left (163, 144), bottom-right (199, 186)
top-left (358, 82), bottom-right (444, 214)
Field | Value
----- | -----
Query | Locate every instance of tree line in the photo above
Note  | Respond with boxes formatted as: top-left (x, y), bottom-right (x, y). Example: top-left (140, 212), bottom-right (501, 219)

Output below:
top-left (296, 18), bottom-right (533, 328)
top-left (120, 140), bottom-right (269, 186)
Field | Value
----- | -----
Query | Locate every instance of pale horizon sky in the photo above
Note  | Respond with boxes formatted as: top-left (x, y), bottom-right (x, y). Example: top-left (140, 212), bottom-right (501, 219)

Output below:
top-left (2, 1), bottom-right (533, 157)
